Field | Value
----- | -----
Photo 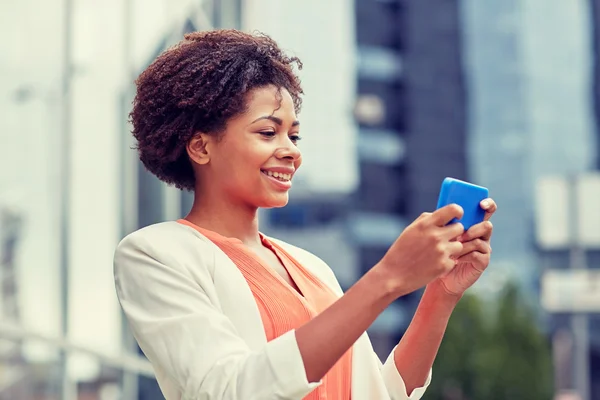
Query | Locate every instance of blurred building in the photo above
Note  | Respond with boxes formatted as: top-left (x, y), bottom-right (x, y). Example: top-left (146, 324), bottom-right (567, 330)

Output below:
top-left (2, 0), bottom-right (243, 399)
top-left (596, 0), bottom-right (600, 171)
top-left (121, 4), bottom-right (245, 400)
top-left (460, 0), bottom-right (536, 298)
top-left (264, 0), bottom-right (469, 359)
top-left (589, 13), bottom-right (600, 397)
top-left (462, 0), bottom-right (600, 398)
top-left (462, 0), bottom-right (598, 293)
top-left (346, 0), bottom-right (469, 354)
top-left (464, 1), bottom-right (600, 398)
top-left (350, 0), bottom-right (600, 379)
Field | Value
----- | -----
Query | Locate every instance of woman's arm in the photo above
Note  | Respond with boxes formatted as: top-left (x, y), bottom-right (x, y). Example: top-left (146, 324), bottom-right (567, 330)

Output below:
top-left (296, 205), bottom-right (466, 384)
top-left (393, 200), bottom-right (497, 395)
top-left (392, 281), bottom-right (460, 395)
top-left (296, 266), bottom-right (398, 382)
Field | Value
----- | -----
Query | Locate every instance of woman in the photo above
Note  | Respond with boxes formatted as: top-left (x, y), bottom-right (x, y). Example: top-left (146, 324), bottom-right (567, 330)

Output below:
top-left (114, 29), bottom-right (496, 400)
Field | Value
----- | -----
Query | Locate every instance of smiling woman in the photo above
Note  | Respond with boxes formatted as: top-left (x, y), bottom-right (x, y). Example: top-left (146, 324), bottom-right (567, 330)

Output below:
top-left (114, 29), bottom-right (497, 400)
top-left (185, 85), bottom-right (302, 208)
top-left (129, 30), bottom-right (303, 194)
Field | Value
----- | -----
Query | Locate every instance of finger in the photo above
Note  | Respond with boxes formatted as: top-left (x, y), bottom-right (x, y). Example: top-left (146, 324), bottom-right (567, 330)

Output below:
top-left (480, 198), bottom-right (497, 221)
top-left (416, 212), bottom-right (432, 222)
top-left (456, 251), bottom-right (490, 271)
top-left (442, 258), bottom-right (457, 273)
top-left (447, 240), bottom-right (464, 257)
top-left (458, 221), bottom-right (493, 242)
top-left (431, 204), bottom-right (464, 227)
top-left (456, 238), bottom-right (491, 258)
top-left (440, 222), bottom-right (465, 240)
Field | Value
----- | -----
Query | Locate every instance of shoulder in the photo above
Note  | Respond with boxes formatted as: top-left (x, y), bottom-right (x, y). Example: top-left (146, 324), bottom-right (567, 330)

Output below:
top-left (268, 237), bottom-right (343, 295)
top-left (114, 221), bottom-right (217, 278)
top-left (116, 221), bottom-right (213, 254)
top-left (117, 221), bottom-right (203, 247)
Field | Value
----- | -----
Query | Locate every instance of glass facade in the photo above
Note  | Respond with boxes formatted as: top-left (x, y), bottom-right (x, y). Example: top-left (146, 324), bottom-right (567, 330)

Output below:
top-left (462, 0), bottom-right (600, 397)
top-left (461, 0), bottom-right (598, 296)
top-left (460, 0), bottom-right (535, 296)
top-left (351, 0), bottom-right (469, 358)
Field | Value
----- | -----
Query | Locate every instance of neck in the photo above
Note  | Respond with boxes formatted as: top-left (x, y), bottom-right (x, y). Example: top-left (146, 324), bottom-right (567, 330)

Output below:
top-left (185, 188), bottom-right (261, 246)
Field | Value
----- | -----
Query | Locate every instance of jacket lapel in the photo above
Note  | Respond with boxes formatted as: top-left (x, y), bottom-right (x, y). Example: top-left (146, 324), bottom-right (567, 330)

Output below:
top-left (199, 235), bottom-right (268, 351)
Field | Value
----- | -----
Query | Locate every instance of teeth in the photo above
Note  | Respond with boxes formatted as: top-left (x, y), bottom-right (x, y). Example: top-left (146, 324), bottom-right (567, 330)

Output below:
top-left (264, 170), bottom-right (291, 181)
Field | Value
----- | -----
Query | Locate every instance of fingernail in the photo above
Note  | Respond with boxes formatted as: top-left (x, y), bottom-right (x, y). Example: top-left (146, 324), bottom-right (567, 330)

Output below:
top-left (481, 200), bottom-right (489, 208)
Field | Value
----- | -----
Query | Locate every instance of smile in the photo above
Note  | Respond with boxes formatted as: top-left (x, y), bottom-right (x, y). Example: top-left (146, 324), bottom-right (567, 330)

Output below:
top-left (261, 170), bottom-right (292, 181)
top-left (261, 169), bottom-right (293, 190)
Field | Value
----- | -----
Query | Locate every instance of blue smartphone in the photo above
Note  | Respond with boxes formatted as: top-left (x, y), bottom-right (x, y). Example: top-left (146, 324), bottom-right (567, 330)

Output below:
top-left (436, 177), bottom-right (489, 230)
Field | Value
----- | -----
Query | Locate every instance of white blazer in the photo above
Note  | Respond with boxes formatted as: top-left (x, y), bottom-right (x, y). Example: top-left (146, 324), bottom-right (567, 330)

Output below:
top-left (114, 221), bottom-right (432, 400)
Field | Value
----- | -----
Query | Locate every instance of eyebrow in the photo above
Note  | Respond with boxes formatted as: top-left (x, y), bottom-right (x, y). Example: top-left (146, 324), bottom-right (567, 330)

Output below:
top-left (251, 115), bottom-right (300, 127)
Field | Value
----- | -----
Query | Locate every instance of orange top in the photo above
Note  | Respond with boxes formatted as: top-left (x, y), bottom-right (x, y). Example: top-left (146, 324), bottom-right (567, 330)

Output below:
top-left (178, 220), bottom-right (352, 400)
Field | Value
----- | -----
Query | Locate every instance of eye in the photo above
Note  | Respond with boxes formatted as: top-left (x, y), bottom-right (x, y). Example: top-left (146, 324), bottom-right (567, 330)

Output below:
top-left (289, 135), bottom-right (302, 144)
top-left (259, 131), bottom-right (276, 138)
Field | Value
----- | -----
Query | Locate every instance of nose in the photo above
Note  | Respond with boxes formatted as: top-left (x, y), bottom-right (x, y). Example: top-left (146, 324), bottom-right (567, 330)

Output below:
top-left (274, 138), bottom-right (301, 161)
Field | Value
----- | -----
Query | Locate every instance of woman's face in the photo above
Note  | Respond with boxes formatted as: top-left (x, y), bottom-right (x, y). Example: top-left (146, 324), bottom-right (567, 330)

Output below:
top-left (189, 85), bottom-right (302, 209)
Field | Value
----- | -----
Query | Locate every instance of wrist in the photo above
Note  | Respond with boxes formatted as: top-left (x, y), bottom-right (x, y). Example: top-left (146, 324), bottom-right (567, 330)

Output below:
top-left (423, 280), bottom-right (462, 310)
top-left (361, 264), bottom-right (403, 307)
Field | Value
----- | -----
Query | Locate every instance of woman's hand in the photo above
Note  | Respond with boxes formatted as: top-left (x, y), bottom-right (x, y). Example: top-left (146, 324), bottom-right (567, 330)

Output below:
top-left (433, 198), bottom-right (497, 297)
top-left (375, 204), bottom-right (466, 297)
top-left (389, 199), bottom-right (497, 395)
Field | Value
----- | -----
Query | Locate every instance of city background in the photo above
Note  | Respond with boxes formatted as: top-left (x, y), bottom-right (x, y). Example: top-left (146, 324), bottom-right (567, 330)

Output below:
top-left (2, 0), bottom-right (600, 399)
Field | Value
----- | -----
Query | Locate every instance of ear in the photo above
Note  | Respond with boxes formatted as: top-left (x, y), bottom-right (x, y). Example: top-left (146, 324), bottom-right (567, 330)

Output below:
top-left (187, 133), bottom-right (211, 165)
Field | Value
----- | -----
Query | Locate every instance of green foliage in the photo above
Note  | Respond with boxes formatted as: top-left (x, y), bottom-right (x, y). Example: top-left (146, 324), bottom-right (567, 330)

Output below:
top-left (426, 282), bottom-right (553, 400)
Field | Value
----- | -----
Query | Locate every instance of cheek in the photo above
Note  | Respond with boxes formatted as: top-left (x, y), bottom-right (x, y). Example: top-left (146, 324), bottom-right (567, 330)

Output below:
top-left (222, 151), bottom-right (264, 185)
top-left (225, 160), bottom-right (260, 184)
top-left (216, 142), bottom-right (261, 172)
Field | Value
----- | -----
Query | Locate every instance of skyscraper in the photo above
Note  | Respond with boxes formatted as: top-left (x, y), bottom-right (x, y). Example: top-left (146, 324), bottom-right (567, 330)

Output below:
top-left (352, 0), bottom-right (468, 355)
top-left (462, 1), bottom-right (599, 398)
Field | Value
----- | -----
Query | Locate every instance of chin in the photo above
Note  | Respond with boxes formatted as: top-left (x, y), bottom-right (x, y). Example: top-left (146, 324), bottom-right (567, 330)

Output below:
top-left (258, 193), bottom-right (290, 209)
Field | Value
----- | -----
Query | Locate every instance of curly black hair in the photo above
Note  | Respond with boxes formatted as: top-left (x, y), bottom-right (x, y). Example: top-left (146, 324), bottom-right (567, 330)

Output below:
top-left (130, 29), bottom-right (304, 191)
